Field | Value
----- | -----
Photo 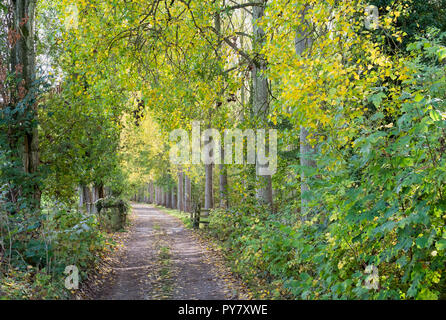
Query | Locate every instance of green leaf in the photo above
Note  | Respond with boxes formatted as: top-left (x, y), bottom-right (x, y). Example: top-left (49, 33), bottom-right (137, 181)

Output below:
top-left (371, 112), bottom-right (385, 121)
top-left (429, 110), bottom-right (441, 122)
top-left (435, 239), bottom-right (446, 251)
top-left (414, 94), bottom-right (424, 103)
top-left (416, 235), bottom-right (429, 249)
top-left (369, 92), bottom-right (386, 108)
top-left (437, 47), bottom-right (446, 62)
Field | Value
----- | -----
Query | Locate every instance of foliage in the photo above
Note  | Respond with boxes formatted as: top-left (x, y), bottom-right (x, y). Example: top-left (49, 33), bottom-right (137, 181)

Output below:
top-left (208, 203), bottom-right (300, 299)
top-left (1, 201), bottom-right (109, 299)
top-left (304, 30), bottom-right (446, 300)
top-left (369, 0), bottom-right (446, 46)
top-left (209, 31), bottom-right (446, 300)
top-left (3, 0), bottom-right (446, 300)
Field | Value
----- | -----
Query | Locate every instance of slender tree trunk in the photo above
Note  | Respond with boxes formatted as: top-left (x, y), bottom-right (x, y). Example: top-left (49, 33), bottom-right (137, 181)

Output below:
top-left (153, 183), bottom-right (156, 204)
top-left (240, 22), bottom-right (246, 122)
top-left (91, 185), bottom-right (100, 214)
top-left (187, 174), bottom-right (192, 212)
top-left (146, 185), bottom-right (149, 203)
top-left (172, 188), bottom-right (177, 209)
top-left (104, 186), bottom-right (110, 197)
top-left (78, 185), bottom-right (85, 208)
top-left (252, 1), bottom-right (273, 207)
top-left (202, 5), bottom-right (228, 211)
top-left (82, 185), bottom-right (92, 214)
top-left (93, 185), bottom-right (100, 201)
top-left (295, 5), bottom-right (316, 219)
top-left (184, 173), bottom-right (191, 212)
top-left (149, 182), bottom-right (154, 204)
top-left (177, 167), bottom-right (184, 211)
top-left (167, 187), bottom-right (172, 208)
top-left (219, 145), bottom-right (229, 208)
top-left (204, 162), bottom-right (214, 209)
top-left (203, 127), bottom-right (214, 210)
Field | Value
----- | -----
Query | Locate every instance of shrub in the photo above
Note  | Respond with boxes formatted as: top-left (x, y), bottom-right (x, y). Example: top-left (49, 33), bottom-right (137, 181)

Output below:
top-left (0, 202), bottom-right (109, 299)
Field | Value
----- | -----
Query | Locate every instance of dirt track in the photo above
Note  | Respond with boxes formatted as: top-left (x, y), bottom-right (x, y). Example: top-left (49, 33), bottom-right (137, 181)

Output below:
top-left (91, 204), bottom-right (245, 300)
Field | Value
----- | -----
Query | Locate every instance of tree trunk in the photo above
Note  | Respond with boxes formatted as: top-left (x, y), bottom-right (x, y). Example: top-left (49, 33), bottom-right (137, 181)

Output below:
top-left (149, 182), bottom-right (154, 204)
top-left (98, 184), bottom-right (105, 199)
top-left (219, 145), bottom-right (229, 208)
top-left (78, 185), bottom-right (85, 208)
top-left (252, 1), bottom-right (273, 207)
top-left (294, 5), bottom-right (316, 219)
top-left (172, 188), bottom-right (177, 209)
top-left (184, 173), bottom-right (192, 212)
top-left (187, 174), bottom-right (192, 212)
top-left (81, 185), bottom-right (92, 214)
top-left (299, 127), bottom-right (316, 215)
top-left (7, 0), bottom-right (39, 209)
top-left (177, 167), bottom-right (184, 211)
top-left (91, 185), bottom-right (100, 214)
top-left (166, 187), bottom-right (172, 208)
top-left (204, 163), bottom-right (214, 209)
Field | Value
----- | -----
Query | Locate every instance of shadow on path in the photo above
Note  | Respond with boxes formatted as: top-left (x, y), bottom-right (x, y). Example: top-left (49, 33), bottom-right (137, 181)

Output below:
top-left (93, 204), bottom-right (232, 300)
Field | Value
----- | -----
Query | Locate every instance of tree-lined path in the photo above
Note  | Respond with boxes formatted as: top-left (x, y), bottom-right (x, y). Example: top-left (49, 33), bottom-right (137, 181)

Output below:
top-left (2, 0), bottom-right (446, 300)
top-left (91, 204), bottom-right (246, 300)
